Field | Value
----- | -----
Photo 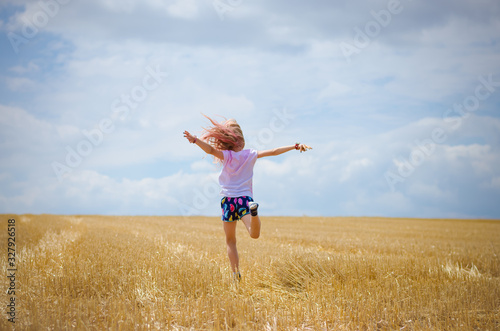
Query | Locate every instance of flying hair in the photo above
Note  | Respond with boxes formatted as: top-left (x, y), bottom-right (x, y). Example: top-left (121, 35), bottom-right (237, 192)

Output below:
top-left (200, 115), bottom-right (245, 156)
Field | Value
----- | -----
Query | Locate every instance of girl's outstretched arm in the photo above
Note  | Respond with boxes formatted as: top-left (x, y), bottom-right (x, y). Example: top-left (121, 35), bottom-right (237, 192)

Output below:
top-left (258, 143), bottom-right (312, 158)
top-left (183, 130), bottom-right (224, 161)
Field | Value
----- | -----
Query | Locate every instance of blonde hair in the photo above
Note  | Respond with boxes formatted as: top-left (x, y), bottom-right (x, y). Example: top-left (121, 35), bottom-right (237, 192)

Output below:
top-left (200, 115), bottom-right (245, 152)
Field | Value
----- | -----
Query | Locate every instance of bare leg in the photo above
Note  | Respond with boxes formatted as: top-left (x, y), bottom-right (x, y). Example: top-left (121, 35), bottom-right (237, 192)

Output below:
top-left (241, 214), bottom-right (261, 239)
top-left (223, 221), bottom-right (239, 272)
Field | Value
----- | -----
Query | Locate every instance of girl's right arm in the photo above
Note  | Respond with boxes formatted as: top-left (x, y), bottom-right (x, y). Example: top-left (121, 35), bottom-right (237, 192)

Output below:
top-left (183, 130), bottom-right (224, 161)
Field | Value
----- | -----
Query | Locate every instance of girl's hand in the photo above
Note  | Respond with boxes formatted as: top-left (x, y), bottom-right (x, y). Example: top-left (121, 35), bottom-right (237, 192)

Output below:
top-left (298, 144), bottom-right (312, 153)
top-left (183, 130), bottom-right (197, 144)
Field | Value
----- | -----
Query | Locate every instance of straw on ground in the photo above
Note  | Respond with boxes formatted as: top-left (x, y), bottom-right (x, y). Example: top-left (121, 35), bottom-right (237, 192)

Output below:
top-left (1, 215), bottom-right (499, 330)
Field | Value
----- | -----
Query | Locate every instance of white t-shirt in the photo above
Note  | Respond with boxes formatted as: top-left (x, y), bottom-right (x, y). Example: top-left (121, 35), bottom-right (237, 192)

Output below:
top-left (219, 149), bottom-right (258, 198)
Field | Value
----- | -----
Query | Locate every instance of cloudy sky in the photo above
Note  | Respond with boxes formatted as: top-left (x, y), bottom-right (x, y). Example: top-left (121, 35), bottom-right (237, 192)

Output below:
top-left (1, 0), bottom-right (499, 218)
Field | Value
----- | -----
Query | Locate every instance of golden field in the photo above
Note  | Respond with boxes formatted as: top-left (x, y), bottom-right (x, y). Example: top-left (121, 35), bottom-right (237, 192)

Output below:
top-left (1, 214), bottom-right (499, 330)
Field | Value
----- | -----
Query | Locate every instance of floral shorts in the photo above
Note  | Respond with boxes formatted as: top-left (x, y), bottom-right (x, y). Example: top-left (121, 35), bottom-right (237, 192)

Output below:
top-left (221, 196), bottom-right (254, 222)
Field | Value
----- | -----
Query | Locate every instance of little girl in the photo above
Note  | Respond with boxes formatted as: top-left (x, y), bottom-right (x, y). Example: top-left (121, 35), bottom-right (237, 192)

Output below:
top-left (183, 115), bottom-right (311, 280)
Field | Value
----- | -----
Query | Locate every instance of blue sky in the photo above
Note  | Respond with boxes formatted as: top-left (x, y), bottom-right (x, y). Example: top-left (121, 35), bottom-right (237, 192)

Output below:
top-left (1, 0), bottom-right (499, 218)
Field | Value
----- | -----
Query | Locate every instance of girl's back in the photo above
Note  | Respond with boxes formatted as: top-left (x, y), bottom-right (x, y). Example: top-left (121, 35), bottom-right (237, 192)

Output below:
top-left (219, 149), bottom-right (258, 198)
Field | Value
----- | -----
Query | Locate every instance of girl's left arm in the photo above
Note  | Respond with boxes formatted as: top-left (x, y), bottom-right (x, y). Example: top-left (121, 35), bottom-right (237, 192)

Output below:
top-left (258, 143), bottom-right (312, 158)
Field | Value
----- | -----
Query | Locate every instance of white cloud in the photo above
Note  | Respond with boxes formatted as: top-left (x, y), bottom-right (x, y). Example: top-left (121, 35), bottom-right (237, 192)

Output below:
top-left (442, 144), bottom-right (490, 162)
top-left (0, 104), bottom-right (54, 145)
top-left (190, 159), bottom-right (217, 172)
top-left (317, 81), bottom-right (352, 99)
top-left (339, 158), bottom-right (373, 182)
top-left (406, 182), bottom-right (449, 201)
top-left (4, 76), bottom-right (36, 91)
top-left (166, 0), bottom-right (200, 19)
top-left (1, 0), bottom-right (499, 218)
top-left (99, 0), bottom-right (137, 13)
top-left (9, 61), bottom-right (40, 74)
top-left (0, 168), bottom-right (221, 215)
